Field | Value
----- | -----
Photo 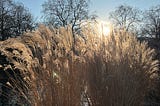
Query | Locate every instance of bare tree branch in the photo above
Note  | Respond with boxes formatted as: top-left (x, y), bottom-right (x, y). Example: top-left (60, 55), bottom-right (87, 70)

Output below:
top-left (109, 5), bottom-right (141, 33)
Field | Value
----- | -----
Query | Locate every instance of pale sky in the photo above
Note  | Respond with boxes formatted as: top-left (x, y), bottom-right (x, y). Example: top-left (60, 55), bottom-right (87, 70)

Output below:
top-left (14, 0), bottom-right (160, 21)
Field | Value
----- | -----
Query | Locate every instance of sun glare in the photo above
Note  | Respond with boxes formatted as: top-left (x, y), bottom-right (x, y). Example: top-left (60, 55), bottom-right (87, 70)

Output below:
top-left (98, 20), bottom-right (111, 36)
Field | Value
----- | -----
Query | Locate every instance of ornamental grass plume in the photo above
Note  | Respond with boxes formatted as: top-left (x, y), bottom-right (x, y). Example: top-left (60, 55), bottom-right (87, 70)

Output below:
top-left (0, 24), bottom-right (158, 106)
top-left (85, 30), bottom-right (159, 106)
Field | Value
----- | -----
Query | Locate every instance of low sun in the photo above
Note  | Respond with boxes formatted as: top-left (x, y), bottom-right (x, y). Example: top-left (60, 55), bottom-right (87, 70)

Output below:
top-left (98, 20), bottom-right (111, 36)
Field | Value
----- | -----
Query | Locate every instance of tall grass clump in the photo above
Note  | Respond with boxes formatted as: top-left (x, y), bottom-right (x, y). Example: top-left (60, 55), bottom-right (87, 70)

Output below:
top-left (0, 38), bottom-right (35, 105)
top-left (84, 30), bottom-right (159, 106)
top-left (0, 24), bottom-right (158, 106)
top-left (20, 25), bottom-right (88, 106)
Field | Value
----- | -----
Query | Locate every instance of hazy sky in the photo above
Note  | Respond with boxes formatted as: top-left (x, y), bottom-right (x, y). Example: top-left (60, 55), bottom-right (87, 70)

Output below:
top-left (14, 0), bottom-right (160, 21)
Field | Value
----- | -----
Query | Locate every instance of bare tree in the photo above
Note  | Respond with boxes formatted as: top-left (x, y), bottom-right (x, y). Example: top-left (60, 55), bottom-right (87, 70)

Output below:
top-left (12, 3), bottom-right (34, 36)
top-left (0, 0), bottom-right (13, 40)
top-left (109, 5), bottom-right (141, 32)
top-left (141, 5), bottom-right (160, 39)
top-left (42, 0), bottom-right (89, 28)
top-left (0, 0), bottom-right (34, 40)
top-left (42, 0), bottom-right (90, 47)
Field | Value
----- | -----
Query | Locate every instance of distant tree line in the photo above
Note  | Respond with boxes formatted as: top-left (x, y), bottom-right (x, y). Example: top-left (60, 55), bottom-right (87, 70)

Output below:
top-left (1, 0), bottom-right (159, 40)
top-left (0, 0), bottom-right (34, 40)
top-left (42, 0), bottom-right (160, 40)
